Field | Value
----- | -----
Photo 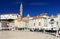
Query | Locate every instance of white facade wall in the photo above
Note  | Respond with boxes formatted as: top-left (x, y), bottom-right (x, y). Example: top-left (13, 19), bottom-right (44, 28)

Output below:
top-left (35, 19), bottom-right (39, 26)
top-left (32, 18), bottom-right (46, 27)
top-left (53, 18), bottom-right (58, 27)
top-left (29, 20), bottom-right (34, 27)
top-left (47, 18), bottom-right (51, 26)
top-left (58, 15), bottom-right (60, 27)
top-left (0, 14), bottom-right (18, 19)
top-left (41, 18), bottom-right (45, 26)
top-left (28, 15), bottom-right (59, 30)
top-left (46, 17), bottom-right (58, 30)
top-left (39, 18), bottom-right (44, 26)
top-left (39, 18), bottom-right (41, 26)
top-left (14, 20), bottom-right (24, 28)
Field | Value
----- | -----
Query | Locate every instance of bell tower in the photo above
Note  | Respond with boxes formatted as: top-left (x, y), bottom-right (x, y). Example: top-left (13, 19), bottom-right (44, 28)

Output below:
top-left (20, 3), bottom-right (23, 17)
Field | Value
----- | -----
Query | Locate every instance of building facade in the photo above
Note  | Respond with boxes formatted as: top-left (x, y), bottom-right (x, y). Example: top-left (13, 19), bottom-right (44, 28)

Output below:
top-left (0, 3), bottom-right (60, 31)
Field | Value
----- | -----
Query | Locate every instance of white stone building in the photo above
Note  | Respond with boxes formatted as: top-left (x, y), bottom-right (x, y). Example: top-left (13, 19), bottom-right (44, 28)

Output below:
top-left (0, 14), bottom-right (18, 20)
top-left (57, 14), bottom-right (60, 28)
top-left (0, 2), bottom-right (60, 31)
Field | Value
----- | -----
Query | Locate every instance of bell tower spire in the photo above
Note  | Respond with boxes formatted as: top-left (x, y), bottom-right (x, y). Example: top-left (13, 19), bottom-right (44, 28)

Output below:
top-left (20, 3), bottom-right (23, 17)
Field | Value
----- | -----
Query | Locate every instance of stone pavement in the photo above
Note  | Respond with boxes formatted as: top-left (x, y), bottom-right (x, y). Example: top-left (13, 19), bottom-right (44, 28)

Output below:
top-left (0, 30), bottom-right (60, 39)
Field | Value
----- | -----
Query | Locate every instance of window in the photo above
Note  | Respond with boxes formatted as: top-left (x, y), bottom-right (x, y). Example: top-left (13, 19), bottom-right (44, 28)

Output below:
top-left (34, 23), bottom-right (35, 26)
top-left (50, 19), bottom-right (54, 21)
top-left (39, 22), bottom-right (40, 26)
top-left (50, 19), bottom-right (55, 24)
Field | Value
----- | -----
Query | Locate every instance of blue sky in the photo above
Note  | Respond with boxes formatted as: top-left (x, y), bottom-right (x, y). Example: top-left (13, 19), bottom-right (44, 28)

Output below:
top-left (0, 0), bottom-right (60, 17)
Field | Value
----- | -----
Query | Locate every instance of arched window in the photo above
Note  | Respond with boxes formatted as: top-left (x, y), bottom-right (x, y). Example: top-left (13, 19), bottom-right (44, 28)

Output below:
top-left (50, 19), bottom-right (54, 21)
top-left (50, 19), bottom-right (55, 24)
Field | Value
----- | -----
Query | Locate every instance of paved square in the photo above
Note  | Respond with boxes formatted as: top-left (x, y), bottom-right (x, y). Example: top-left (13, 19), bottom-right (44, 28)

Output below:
top-left (0, 30), bottom-right (60, 39)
